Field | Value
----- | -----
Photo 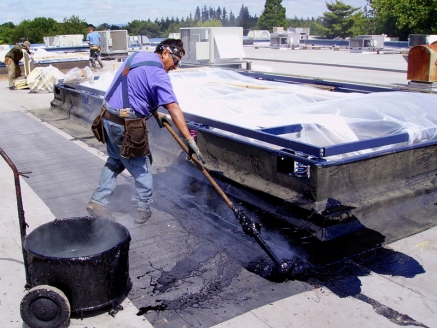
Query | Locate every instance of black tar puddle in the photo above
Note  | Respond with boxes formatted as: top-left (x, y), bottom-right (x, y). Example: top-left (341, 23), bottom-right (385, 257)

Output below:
top-left (117, 164), bottom-right (427, 328)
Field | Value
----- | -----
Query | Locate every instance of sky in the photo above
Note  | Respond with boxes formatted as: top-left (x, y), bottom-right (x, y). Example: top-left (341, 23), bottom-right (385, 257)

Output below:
top-left (0, 0), bottom-right (369, 26)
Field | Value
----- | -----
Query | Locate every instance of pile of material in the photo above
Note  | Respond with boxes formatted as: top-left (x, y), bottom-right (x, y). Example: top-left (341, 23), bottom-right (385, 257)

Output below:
top-left (27, 66), bottom-right (65, 93)
top-left (13, 65), bottom-right (93, 93)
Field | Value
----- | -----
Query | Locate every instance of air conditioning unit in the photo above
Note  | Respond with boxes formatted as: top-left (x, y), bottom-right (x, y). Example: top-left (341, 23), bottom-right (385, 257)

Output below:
top-left (97, 30), bottom-right (128, 55)
top-left (180, 27), bottom-right (245, 64)
top-left (349, 35), bottom-right (384, 52)
top-left (408, 34), bottom-right (437, 48)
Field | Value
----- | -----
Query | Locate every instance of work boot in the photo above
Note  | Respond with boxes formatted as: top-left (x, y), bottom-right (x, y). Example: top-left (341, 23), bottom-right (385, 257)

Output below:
top-left (10, 86), bottom-right (16, 90)
top-left (99, 60), bottom-right (104, 68)
top-left (134, 208), bottom-right (152, 224)
top-left (86, 201), bottom-right (113, 219)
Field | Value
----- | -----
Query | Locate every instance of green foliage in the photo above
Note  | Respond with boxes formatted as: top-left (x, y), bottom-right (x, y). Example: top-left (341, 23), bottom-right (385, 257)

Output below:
top-left (0, 22), bottom-right (15, 44)
top-left (1, 16), bottom-right (87, 44)
top-left (256, 0), bottom-right (287, 31)
top-left (195, 19), bottom-right (223, 28)
top-left (9, 17), bottom-right (59, 44)
top-left (96, 23), bottom-right (122, 31)
top-left (370, 0), bottom-right (437, 39)
top-left (59, 16), bottom-right (87, 36)
top-left (127, 20), bottom-right (161, 37)
top-left (320, 0), bottom-right (362, 38)
top-left (237, 5), bottom-right (258, 33)
top-left (286, 16), bottom-right (324, 37)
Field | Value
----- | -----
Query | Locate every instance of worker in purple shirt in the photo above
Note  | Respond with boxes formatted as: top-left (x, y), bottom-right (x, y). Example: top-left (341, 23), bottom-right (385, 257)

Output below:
top-left (86, 25), bottom-right (103, 69)
top-left (87, 38), bottom-right (205, 224)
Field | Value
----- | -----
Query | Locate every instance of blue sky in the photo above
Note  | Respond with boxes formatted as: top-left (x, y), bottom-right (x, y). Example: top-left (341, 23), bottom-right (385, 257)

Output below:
top-left (0, 0), bottom-right (369, 26)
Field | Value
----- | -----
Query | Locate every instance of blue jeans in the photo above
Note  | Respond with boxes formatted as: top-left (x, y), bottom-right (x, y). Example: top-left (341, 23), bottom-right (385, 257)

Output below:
top-left (90, 106), bottom-right (153, 212)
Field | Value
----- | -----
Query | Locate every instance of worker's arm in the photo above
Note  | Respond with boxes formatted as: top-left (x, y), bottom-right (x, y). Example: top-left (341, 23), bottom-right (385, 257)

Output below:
top-left (164, 102), bottom-right (205, 163)
top-left (164, 102), bottom-right (191, 140)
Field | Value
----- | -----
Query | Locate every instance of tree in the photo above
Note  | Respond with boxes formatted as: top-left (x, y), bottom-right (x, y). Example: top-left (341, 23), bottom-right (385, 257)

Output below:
top-left (256, 0), bottom-right (287, 31)
top-left (127, 19), bottom-right (161, 38)
top-left (209, 7), bottom-right (216, 20)
top-left (237, 5), bottom-right (250, 31)
top-left (221, 7), bottom-right (228, 26)
top-left (370, 0), bottom-right (437, 39)
top-left (216, 7), bottom-right (222, 23)
top-left (109, 24), bottom-right (121, 30)
top-left (97, 23), bottom-right (110, 30)
top-left (320, 0), bottom-right (362, 39)
top-left (202, 5), bottom-right (209, 22)
top-left (60, 15), bottom-right (87, 35)
top-left (10, 17), bottom-right (59, 44)
top-left (0, 22), bottom-right (15, 44)
top-left (194, 6), bottom-right (201, 22)
top-left (229, 11), bottom-right (236, 26)
top-left (196, 19), bottom-right (223, 28)
top-left (358, 2), bottom-right (378, 35)
top-left (286, 16), bottom-right (324, 37)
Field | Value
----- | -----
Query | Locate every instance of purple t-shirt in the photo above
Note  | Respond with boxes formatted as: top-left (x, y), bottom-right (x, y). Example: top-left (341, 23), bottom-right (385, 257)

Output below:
top-left (105, 52), bottom-right (178, 116)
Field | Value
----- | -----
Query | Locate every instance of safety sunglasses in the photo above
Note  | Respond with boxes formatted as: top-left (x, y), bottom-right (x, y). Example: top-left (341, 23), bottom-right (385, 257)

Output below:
top-left (171, 54), bottom-right (181, 67)
top-left (168, 49), bottom-right (182, 67)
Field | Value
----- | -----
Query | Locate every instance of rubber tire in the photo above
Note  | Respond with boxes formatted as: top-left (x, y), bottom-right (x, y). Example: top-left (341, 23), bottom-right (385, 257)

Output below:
top-left (20, 285), bottom-right (71, 328)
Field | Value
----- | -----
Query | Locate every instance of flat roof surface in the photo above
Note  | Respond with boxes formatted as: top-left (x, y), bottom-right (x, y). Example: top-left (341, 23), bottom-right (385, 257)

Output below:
top-left (242, 45), bottom-right (409, 87)
top-left (0, 49), bottom-right (436, 328)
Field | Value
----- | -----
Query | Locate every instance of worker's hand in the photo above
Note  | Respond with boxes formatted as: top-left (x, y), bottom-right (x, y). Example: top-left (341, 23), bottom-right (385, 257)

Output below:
top-left (153, 112), bottom-right (171, 128)
top-left (186, 137), bottom-right (205, 164)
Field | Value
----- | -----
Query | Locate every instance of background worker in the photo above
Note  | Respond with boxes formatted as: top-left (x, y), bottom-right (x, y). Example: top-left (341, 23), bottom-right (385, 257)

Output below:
top-left (4, 40), bottom-right (31, 90)
top-left (86, 38), bottom-right (205, 224)
top-left (86, 25), bottom-right (103, 69)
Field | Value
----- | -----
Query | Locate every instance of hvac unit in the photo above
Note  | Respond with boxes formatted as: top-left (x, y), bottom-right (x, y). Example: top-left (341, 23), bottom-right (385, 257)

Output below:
top-left (97, 30), bottom-right (128, 58)
top-left (180, 27), bottom-right (245, 64)
top-left (58, 35), bottom-right (84, 47)
top-left (349, 35), bottom-right (384, 52)
top-left (270, 32), bottom-right (300, 48)
top-left (246, 30), bottom-right (270, 40)
top-left (408, 34), bottom-right (437, 48)
top-left (43, 35), bottom-right (84, 47)
top-left (168, 32), bottom-right (180, 39)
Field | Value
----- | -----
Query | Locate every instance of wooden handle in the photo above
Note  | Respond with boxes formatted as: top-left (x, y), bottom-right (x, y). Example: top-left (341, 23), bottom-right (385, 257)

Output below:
top-left (163, 122), bottom-right (234, 209)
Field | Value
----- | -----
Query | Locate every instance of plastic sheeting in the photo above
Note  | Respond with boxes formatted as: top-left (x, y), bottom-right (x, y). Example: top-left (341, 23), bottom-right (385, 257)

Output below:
top-left (63, 66), bottom-right (94, 84)
top-left (81, 67), bottom-right (437, 158)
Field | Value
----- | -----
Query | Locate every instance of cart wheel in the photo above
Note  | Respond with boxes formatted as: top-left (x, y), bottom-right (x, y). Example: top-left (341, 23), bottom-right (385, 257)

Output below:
top-left (20, 285), bottom-right (70, 328)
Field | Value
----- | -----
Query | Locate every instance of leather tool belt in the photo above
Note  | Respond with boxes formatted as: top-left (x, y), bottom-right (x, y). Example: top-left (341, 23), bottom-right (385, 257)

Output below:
top-left (120, 117), bottom-right (150, 159)
top-left (103, 110), bottom-right (125, 125)
top-left (91, 106), bottom-right (106, 144)
top-left (91, 106), bottom-right (150, 158)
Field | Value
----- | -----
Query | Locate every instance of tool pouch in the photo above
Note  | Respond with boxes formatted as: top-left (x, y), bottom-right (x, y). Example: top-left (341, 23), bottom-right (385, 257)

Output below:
top-left (90, 45), bottom-right (100, 51)
top-left (120, 118), bottom-right (150, 158)
top-left (91, 106), bottom-right (106, 144)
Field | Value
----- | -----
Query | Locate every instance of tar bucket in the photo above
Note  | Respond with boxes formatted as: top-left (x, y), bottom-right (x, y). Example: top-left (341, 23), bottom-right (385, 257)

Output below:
top-left (22, 217), bottom-right (132, 314)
